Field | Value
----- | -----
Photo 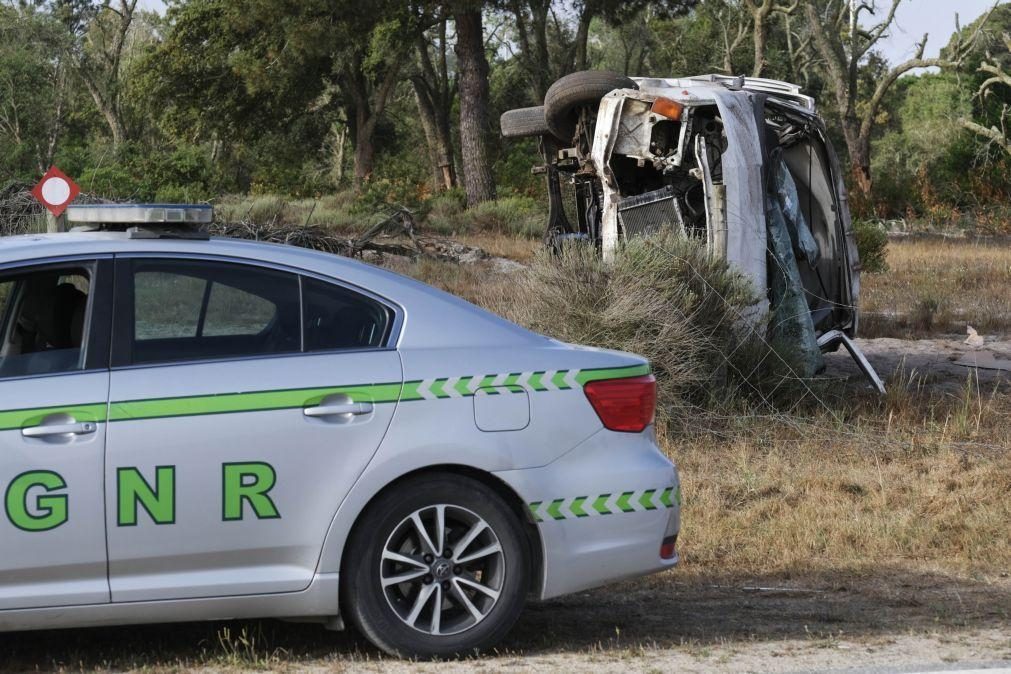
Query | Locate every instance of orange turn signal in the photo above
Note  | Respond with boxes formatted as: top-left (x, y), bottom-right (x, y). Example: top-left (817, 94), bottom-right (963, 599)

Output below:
top-left (651, 97), bottom-right (684, 121)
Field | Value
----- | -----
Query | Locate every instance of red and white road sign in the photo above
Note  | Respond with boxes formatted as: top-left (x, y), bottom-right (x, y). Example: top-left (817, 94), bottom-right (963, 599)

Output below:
top-left (31, 166), bottom-right (80, 217)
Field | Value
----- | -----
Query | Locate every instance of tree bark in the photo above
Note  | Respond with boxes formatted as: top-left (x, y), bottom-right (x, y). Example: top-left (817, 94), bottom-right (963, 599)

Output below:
top-left (412, 78), bottom-right (448, 191)
top-left (454, 9), bottom-right (496, 205)
top-left (573, 5), bottom-right (594, 71)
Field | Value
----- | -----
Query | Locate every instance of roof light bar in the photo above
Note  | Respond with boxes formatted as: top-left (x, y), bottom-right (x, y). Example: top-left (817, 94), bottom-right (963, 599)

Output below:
top-left (66, 203), bottom-right (213, 226)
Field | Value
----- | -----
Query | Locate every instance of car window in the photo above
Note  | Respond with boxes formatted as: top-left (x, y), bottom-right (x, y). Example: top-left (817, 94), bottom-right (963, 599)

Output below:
top-left (0, 267), bottom-right (91, 379)
top-left (135, 272), bottom-right (205, 339)
top-left (128, 260), bottom-right (301, 366)
top-left (302, 277), bottom-right (391, 351)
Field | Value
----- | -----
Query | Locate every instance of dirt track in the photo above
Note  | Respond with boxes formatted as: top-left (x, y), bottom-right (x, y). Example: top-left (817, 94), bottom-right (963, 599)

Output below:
top-left (824, 336), bottom-right (1011, 393)
top-left (1, 568), bottom-right (1008, 672)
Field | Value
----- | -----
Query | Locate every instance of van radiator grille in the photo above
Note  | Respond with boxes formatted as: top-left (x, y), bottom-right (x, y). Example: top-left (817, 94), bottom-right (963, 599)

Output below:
top-left (617, 186), bottom-right (685, 239)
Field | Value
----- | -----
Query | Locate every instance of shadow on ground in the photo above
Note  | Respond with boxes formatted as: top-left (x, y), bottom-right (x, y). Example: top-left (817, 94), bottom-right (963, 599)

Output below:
top-left (0, 566), bottom-right (1007, 669)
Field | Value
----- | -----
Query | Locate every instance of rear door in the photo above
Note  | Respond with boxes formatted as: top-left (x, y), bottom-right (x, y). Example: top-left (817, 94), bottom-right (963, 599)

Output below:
top-left (105, 256), bottom-right (402, 601)
top-left (0, 259), bottom-right (112, 609)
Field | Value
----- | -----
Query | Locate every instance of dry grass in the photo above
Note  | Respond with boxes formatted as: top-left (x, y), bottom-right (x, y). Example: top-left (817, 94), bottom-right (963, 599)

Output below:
top-left (861, 238), bottom-right (1011, 338)
top-left (392, 242), bottom-right (1011, 577)
top-left (672, 385), bottom-right (1011, 576)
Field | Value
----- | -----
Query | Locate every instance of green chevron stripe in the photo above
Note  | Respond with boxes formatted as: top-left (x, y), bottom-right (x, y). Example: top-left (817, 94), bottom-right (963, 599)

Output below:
top-left (660, 487), bottom-right (674, 508)
top-left (527, 486), bottom-right (677, 522)
top-left (570, 496), bottom-right (589, 518)
top-left (428, 379), bottom-right (448, 399)
top-left (7, 363), bottom-right (651, 428)
top-left (615, 491), bottom-right (636, 513)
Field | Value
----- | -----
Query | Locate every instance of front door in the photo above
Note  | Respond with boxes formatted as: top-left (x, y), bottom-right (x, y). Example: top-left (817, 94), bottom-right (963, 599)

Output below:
top-left (0, 260), bottom-right (111, 610)
top-left (105, 257), bottom-right (402, 602)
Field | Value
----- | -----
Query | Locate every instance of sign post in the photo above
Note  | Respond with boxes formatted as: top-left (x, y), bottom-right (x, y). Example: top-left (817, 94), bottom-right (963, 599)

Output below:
top-left (30, 166), bottom-right (80, 232)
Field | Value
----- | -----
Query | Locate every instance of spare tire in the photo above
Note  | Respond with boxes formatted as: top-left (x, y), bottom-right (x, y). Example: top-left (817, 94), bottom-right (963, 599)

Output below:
top-left (544, 70), bottom-right (637, 143)
top-left (500, 106), bottom-right (550, 139)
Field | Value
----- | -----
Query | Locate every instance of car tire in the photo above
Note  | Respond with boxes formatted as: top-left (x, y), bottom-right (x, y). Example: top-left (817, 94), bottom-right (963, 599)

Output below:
top-left (342, 473), bottom-right (530, 659)
top-left (500, 106), bottom-right (551, 139)
top-left (544, 70), bottom-right (637, 143)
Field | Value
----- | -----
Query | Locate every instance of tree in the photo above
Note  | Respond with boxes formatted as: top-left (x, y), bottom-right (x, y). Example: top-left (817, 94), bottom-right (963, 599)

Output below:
top-left (455, 6), bottom-right (496, 204)
top-left (148, 0), bottom-right (429, 191)
top-left (742, 0), bottom-right (797, 77)
top-left (961, 31), bottom-right (1011, 156)
top-left (804, 0), bottom-right (996, 199)
top-left (53, 0), bottom-right (140, 146)
top-left (0, 5), bottom-right (70, 175)
top-left (411, 17), bottom-right (458, 191)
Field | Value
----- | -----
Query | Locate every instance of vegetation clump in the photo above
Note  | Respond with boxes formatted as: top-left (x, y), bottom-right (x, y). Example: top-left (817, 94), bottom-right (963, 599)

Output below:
top-left (520, 233), bottom-right (756, 429)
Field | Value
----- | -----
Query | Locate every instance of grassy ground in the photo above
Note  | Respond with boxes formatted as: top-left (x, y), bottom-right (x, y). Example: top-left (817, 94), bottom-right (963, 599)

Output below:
top-left (861, 237), bottom-right (1011, 338)
top-left (2, 236), bottom-right (1009, 672)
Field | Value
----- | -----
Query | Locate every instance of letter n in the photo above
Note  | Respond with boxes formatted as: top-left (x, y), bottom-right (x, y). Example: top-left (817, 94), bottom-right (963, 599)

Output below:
top-left (118, 466), bottom-right (175, 526)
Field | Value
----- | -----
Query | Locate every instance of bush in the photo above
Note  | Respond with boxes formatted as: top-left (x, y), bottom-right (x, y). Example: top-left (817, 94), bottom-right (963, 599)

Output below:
top-left (519, 232), bottom-right (757, 430)
top-left (854, 219), bottom-right (889, 273)
top-left (463, 196), bottom-right (545, 237)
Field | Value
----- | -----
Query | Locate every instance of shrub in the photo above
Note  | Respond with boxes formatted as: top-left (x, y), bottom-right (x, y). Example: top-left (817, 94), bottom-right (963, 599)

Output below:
top-left (463, 196), bottom-right (545, 238)
top-left (854, 219), bottom-right (889, 273)
top-left (519, 232), bottom-right (757, 430)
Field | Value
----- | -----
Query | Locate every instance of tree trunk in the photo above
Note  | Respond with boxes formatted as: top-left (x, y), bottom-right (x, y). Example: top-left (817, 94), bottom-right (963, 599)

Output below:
top-left (353, 130), bottom-right (375, 189)
top-left (752, 18), bottom-right (767, 77)
top-left (849, 140), bottom-right (872, 199)
top-left (454, 9), bottom-right (496, 205)
top-left (574, 6), bottom-right (594, 71)
top-left (352, 103), bottom-right (376, 189)
top-left (412, 79), bottom-right (447, 191)
top-left (434, 113), bottom-right (457, 190)
top-left (84, 78), bottom-right (126, 147)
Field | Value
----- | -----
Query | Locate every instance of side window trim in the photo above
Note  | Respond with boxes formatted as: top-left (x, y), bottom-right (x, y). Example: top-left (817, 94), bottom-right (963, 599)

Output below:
top-left (113, 256), bottom-right (306, 368)
top-left (300, 274), bottom-right (395, 354)
top-left (0, 257), bottom-right (112, 379)
top-left (110, 253), bottom-right (402, 371)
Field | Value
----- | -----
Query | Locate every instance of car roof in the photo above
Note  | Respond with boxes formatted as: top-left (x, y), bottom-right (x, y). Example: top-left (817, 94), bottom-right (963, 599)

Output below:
top-left (0, 232), bottom-right (543, 349)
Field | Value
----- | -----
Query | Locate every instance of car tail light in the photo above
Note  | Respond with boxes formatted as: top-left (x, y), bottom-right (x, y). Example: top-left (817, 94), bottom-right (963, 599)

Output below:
top-left (583, 374), bottom-right (656, 433)
top-left (660, 534), bottom-right (678, 560)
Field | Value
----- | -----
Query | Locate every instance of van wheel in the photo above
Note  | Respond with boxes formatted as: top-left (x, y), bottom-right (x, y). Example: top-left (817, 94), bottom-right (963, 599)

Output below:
top-left (544, 70), bottom-right (637, 143)
top-left (342, 474), bottom-right (529, 659)
top-left (500, 106), bottom-right (551, 139)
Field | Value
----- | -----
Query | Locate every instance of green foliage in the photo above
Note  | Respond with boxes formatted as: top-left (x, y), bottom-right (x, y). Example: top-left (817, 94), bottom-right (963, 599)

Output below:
top-left (853, 219), bottom-right (889, 274)
top-left (56, 141), bottom-right (223, 202)
top-left (0, 7), bottom-right (70, 179)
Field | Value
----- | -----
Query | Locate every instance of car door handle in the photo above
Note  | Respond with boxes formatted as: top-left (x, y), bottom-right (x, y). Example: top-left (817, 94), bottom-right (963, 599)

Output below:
top-left (304, 402), bottom-right (374, 418)
top-left (22, 421), bottom-right (98, 438)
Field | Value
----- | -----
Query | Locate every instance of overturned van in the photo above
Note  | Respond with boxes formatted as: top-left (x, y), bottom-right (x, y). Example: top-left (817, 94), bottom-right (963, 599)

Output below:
top-left (501, 71), bottom-right (882, 392)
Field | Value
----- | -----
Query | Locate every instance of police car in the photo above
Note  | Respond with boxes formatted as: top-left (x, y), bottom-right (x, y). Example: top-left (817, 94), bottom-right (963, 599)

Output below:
top-left (0, 204), bottom-right (680, 658)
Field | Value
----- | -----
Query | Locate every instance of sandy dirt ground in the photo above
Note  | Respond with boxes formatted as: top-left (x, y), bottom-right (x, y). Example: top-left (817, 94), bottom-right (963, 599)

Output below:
top-left (824, 336), bottom-right (1011, 393)
top-left (2, 567), bottom-right (1007, 672)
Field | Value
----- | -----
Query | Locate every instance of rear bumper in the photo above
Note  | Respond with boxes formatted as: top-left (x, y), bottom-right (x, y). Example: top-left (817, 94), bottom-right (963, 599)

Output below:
top-left (494, 426), bottom-right (680, 599)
